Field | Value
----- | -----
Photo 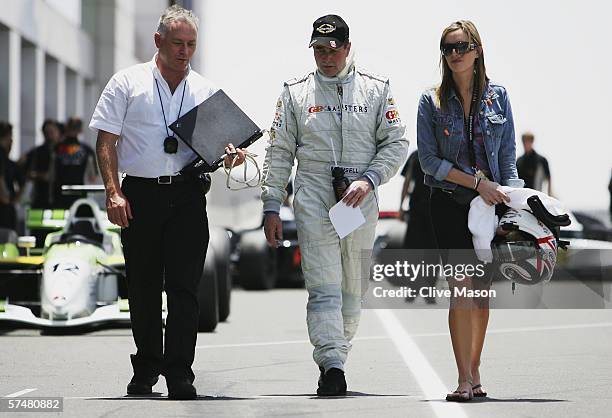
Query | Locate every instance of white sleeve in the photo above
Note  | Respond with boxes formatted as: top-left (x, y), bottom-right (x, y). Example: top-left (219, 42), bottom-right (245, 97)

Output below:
top-left (89, 74), bottom-right (129, 136)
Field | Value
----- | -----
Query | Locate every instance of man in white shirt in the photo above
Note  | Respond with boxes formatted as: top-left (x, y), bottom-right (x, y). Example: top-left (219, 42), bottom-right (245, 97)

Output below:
top-left (90, 5), bottom-right (244, 400)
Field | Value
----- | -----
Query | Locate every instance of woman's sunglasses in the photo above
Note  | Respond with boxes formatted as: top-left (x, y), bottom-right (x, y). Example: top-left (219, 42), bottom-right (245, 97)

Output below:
top-left (440, 41), bottom-right (478, 57)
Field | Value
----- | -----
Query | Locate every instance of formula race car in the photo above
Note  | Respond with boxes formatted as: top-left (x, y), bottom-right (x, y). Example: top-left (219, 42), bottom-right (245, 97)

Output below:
top-left (0, 191), bottom-right (231, 332)
top-left (235, 206), bottom-right (303, 290)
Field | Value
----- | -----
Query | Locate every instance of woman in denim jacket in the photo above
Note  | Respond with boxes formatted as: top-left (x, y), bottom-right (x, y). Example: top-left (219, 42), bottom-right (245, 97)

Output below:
top-left (417, 20), bottom-right (523, 402)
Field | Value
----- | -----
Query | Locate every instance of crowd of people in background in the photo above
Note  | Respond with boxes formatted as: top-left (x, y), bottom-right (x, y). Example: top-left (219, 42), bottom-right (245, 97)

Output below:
top-left (0, 117), bottom-right (99, 230)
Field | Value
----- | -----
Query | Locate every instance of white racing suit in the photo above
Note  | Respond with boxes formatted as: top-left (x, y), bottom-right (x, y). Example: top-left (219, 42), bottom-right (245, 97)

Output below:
top-left (262, 65), bottom-right (408, 371)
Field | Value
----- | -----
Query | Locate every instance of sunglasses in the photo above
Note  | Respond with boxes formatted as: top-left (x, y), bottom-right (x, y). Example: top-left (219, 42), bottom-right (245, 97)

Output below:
top-left (440, 41), bottom-right (478, 57)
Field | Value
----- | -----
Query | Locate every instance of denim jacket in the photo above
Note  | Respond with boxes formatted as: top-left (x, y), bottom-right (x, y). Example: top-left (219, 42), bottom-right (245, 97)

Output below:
top-left (417, 82), bottom-right (524, 190)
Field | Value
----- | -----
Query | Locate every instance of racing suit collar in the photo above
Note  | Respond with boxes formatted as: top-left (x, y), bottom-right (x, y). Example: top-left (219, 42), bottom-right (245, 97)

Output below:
top-left (315, 49), bottom-right (355, 83)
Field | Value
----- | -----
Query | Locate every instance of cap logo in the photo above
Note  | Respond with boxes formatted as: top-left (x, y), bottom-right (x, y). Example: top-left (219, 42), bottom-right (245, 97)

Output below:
top-left (316, 23), bottom-right (336, 34)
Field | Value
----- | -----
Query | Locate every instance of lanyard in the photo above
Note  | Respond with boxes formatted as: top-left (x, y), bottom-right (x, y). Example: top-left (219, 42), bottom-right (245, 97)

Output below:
top-left (329, 84), bottom-right (343, 165)
top-left (336, 84), bottom-right (343, 122)
top-left (464, 79), bottom-right (479, 172)
top-left (155, 77), bottom-right (187, 137)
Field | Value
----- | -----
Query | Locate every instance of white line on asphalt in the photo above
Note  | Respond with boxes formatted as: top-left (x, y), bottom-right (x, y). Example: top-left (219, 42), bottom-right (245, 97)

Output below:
top-left (195, 335), bottom-right (388, 350)
top-left (375, 309), bottom-right (467, 418)
top-left (4, 388), bottom-right (37, 397)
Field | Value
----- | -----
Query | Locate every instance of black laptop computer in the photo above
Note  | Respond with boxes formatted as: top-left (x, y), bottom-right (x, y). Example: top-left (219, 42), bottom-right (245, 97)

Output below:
top-left (169, 89), bottom-right (263, 172)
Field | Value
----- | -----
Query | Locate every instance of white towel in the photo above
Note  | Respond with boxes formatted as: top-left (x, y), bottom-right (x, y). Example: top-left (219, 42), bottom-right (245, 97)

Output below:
top-left (468, 187), bottom-right (567, 262)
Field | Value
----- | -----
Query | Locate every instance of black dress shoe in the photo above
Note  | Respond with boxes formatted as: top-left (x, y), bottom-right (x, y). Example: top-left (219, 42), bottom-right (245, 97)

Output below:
top-left (167, 378), bottom-right (197, 400)
top-left (127, 375), bottom-right (159, 395)
top-left (316, 368), bottom-right (347, 396)
top-left (318, 366), bottom-right (325, 387)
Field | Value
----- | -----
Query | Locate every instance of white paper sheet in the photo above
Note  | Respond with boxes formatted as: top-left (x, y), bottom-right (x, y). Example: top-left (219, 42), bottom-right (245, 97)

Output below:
top-left (329, 201), bottom-right (366, 239)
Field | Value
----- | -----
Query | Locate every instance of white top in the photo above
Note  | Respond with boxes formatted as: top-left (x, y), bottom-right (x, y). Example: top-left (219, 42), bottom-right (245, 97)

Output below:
top-left (468, 187), bottom-right (567, 262)
top-left (89, 54), bottom-right (218, 177)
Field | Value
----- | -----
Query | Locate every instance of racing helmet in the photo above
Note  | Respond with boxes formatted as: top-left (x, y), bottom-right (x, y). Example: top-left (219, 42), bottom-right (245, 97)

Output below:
top-left (491, 208), bottom-right (558, 285)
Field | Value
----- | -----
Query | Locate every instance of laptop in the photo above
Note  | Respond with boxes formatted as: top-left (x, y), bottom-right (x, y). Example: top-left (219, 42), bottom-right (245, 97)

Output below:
top-left (168, 89), bottom-right (263, 172)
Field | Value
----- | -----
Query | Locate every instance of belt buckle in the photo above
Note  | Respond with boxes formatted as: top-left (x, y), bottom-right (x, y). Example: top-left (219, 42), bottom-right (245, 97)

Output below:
top-left (157, 175), bottom-right (172, 185)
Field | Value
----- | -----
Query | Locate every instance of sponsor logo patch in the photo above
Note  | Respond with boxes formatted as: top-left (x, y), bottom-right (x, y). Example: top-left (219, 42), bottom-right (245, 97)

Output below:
top-left (308, 104), bottom-right (368, 114)
top-left (272, 111), bottom-right (283, 129)
top-left (335, 166), bottom-right (360, 175)
top-left (386, 109), bottom-right (399, 120)
top-left (308, 105), bottom-right (325, 113)
top-left (343, 104), bottom-right (368, 113)
top-left (385, 109), bottom-right (401, 126)
top-left (316, 23), bottom-right (336, 34)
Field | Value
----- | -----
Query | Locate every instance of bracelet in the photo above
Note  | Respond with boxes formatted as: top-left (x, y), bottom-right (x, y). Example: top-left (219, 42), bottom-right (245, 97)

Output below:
top-left (473, 176), bottom-right (478, 190)
top-left (475, 177), bottom-right (483, 191)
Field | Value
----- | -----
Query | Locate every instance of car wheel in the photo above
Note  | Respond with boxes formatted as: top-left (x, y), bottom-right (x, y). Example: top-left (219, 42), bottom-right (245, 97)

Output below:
top-left (209, 227), bottom-right (231, 322)
top-left (384, 219), bottom-right (407, 249)
top-left (238, 229), bottom-right (278, 290)
top-left (198, 246), bottom-right (219, 332)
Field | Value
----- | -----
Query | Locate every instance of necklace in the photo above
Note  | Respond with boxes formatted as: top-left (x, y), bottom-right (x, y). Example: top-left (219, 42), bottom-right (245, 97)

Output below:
top-left (155, 77), bottom-right (186, 154)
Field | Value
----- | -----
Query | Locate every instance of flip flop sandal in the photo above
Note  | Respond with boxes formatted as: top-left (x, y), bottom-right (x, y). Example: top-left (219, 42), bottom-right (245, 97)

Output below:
top-left (446, 389), bottom-right (472, 402)
top-left (472, 384), bottom-right (488, 397)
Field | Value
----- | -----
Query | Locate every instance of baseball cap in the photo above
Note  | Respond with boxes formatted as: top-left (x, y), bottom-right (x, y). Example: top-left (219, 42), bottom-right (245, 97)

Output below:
top-left (309, 14), bottom-right (349, 49)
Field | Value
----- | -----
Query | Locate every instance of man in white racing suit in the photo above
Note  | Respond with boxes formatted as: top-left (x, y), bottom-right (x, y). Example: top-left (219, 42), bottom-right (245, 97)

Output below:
top-left (261, 14), bottom-right (408, 396)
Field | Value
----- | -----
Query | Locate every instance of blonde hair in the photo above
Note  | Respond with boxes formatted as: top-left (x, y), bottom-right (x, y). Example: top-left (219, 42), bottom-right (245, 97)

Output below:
top-left (435, 20), bottom-right (487, 111)
top-left (157, 4), bottom-right (199, 37)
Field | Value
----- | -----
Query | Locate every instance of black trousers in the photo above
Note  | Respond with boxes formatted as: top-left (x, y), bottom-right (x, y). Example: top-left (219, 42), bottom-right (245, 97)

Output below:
top-left (120, 177), bottom-right (209, 382)
top-left (0, 203), bottom-right (16, 230)
top-left (403, 206), bottom-right (437, 250)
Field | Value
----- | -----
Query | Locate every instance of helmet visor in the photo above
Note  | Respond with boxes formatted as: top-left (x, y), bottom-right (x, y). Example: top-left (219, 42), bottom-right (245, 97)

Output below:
top-left (492, 240), bottom-right (536, 262)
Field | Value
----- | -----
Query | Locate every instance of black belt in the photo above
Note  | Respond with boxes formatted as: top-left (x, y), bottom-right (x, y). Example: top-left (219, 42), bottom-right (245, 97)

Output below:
top-left (125, 175), bottom-right (191, 185)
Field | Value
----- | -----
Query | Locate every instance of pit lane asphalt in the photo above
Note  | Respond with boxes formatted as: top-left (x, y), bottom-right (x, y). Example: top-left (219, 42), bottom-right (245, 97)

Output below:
top-left (1, 287), bottom-right (611, 418)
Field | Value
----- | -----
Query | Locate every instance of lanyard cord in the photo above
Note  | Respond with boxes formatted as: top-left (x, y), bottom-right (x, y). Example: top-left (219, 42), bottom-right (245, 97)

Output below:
top-left (155, 77), bottom-right (187, 137)
top-left (464, 75), bottom-right (479, 172)
top-left (328, 83), bottom-right (343, 166)
top-left (335, 84), bottom-right (343, 165)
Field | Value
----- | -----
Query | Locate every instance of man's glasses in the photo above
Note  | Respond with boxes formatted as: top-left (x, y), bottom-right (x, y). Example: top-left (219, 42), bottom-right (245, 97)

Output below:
top-left (440, 41), bottom-right (478, 57)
